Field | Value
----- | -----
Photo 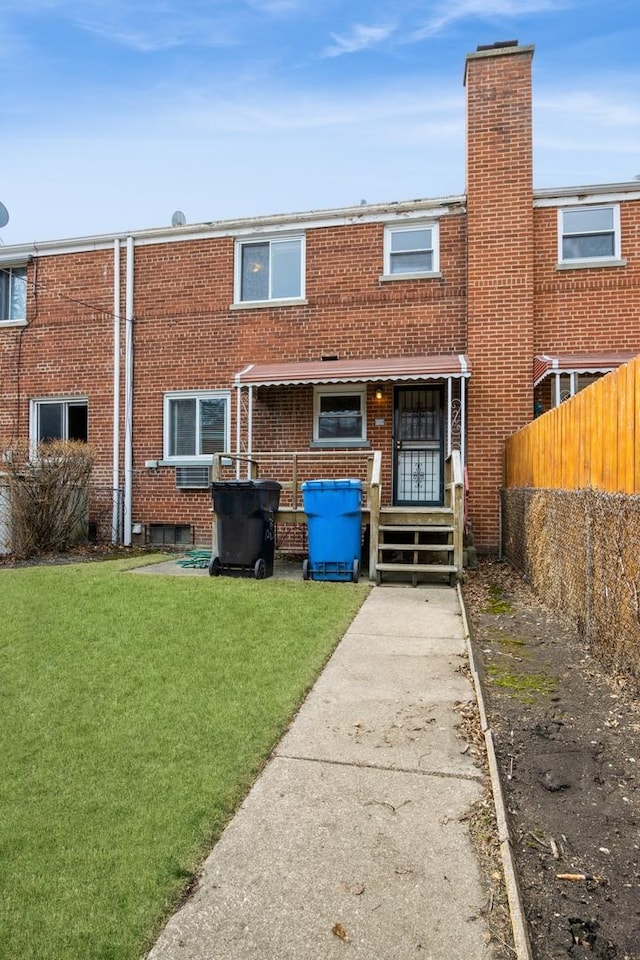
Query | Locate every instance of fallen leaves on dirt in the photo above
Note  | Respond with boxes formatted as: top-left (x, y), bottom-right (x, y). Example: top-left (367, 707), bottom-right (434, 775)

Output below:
top-left (463, 559), bottom-right (640, 960)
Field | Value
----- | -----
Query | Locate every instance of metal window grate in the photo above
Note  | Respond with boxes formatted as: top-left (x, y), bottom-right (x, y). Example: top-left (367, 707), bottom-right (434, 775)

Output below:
top-left (147, 524), bottom-right (194, 546)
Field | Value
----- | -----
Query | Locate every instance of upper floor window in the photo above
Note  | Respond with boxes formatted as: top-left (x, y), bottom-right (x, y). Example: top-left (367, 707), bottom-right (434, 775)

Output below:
top-left (235, 236), bottom-right (304, 303)
top-left (0, 265), bottom-right (27, 323)
top-left (383, 223), bottom-right (439, 277)
top-left (313, 387), bottom-right (366, 445)
top-left (559, 205), bottom-right (621, 264)
top-left (31, 399), bottom-right (88, 444)
top-left (164, 391), bottom-right (229, 462)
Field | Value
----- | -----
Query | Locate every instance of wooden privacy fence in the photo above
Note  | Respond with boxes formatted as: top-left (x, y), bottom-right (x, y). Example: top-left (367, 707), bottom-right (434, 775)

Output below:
top-left (505, 354), bottom-right (639, 493)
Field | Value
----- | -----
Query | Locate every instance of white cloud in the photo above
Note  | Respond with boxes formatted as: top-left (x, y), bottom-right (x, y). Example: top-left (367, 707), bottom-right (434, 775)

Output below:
top-left (410, 0), bottom-right (569, 40)
top-left (321, 23), bottom-right (395, 57)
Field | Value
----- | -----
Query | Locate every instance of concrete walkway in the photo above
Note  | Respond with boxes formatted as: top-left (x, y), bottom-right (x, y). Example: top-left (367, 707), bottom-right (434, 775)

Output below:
top-left (147, 582), bottom-right (495, 960)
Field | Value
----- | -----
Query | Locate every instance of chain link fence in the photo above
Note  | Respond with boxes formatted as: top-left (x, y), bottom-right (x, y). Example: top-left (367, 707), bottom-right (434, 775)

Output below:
top-left (502, 488), bottom-right (640, 688)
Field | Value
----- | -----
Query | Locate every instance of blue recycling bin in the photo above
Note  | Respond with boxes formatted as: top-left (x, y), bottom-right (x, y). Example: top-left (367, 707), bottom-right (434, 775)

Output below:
top-left (301, 479), bottom-right (362, 582)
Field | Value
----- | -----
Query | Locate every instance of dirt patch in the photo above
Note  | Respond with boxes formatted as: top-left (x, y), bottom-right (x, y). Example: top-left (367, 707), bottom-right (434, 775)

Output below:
top-left (0, 544), bottom-right (160, 567)
top-left (463, 559), bottom-right (640, 960)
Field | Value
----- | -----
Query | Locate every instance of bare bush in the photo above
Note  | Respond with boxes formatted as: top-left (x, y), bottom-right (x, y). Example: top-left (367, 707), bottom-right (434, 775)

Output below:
top-left (2, 440), bottom-right (95, 558)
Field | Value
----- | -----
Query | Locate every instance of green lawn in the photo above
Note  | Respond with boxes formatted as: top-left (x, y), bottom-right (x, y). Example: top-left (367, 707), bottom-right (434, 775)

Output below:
top-left (1, 557), bottom-right (368, 960)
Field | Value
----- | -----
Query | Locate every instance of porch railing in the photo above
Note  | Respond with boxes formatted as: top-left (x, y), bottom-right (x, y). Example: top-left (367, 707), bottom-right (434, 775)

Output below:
top-left (212, 449), bottom-right (462, 579)
top-left (212, 450), bottom-right (381, 512)
top-left (446, 449), bottom-right (464, 573)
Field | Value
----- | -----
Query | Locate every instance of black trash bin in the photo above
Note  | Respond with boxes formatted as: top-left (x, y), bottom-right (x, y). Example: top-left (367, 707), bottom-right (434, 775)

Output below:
top-left (209, 480), bottom-right (281, 579)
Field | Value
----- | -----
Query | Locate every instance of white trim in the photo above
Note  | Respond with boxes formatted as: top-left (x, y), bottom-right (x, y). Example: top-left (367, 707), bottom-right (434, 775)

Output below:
top-left (557, 203), bottom-right (621, 265)
top-left (313, 384), bottom-right (367, 444)
top-left (29, 396), bottom-right (89, 445)
top-left (2, 184), bottom-right (639, 257)
top-left (234, 233), bottom-right (305, 305)
top-left (534, 184), bottom-right (640, 207)
top-left (240, 370), bottom-right (470, 388)
top-left (0, 197), bottom-right (466, 259)
top-left (382, 221), bottom-right (439, 278)
top-left (162, 389), bottom-right (231, 463)
top-left (379, 272), bottom-right (442, 283)
top-left (230, 298), bottom-right (308, 311)
top-left (556, 258), bottom-right (626, 271)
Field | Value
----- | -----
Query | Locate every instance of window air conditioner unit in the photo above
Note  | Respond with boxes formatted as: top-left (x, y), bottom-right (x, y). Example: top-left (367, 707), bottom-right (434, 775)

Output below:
top-left (175, 466), bottom-right (211, 490)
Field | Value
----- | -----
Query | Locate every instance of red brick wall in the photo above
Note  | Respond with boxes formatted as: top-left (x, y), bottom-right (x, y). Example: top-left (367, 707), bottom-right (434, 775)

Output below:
top-left (1, 251), bottom-right (116, 488)
top-left (533, 201), bottom-right (640, 353)
top-left (129, 217), bottom-right (466, 541)
top-left (465, 45), bottom-right (535, 551)
top-left (3, 43), bottom-right (638, 552)
top-left (1, 213), bottom-right (466, 544)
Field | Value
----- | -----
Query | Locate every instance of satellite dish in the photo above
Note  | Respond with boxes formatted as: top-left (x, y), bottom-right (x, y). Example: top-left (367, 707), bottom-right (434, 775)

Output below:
top-left (171, 210), bottom-right (186, 227)
top-left (0, 202), bottom-right (9, 228)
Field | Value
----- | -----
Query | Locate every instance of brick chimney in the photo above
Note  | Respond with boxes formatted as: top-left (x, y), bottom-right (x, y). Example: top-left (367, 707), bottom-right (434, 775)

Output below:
top-left (464, 41), bottom-right (535, 552)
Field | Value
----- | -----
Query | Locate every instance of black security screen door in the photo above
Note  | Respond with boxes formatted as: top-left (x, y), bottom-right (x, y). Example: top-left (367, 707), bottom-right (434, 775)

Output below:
top-left (393, 386), bottom-right (444, 505)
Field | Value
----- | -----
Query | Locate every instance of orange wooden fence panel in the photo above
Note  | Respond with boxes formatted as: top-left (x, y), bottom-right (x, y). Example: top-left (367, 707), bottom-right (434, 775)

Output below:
top-left (505, 355), bottom-right (639, 493)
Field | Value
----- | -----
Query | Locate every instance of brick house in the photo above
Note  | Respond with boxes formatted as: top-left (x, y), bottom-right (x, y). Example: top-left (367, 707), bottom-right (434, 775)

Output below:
top-left (1, 41), bottom-right (638, 577)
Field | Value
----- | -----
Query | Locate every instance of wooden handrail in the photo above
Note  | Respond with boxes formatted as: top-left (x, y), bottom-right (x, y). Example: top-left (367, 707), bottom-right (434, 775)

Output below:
top-left (368, 450), bottom-right (382, 578)
top-left (447, 450), bottom-right (464, 572)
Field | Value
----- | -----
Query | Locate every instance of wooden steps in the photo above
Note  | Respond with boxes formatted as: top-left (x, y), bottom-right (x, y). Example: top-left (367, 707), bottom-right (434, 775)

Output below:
top-left (375, 508), bottom-right (458, 587)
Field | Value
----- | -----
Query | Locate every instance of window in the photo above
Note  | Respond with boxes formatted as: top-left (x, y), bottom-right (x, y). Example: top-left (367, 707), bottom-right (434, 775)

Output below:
top-left (0, 265), bottom-right (27, 323)
top-left (235, 236), bottom-right (304, 303)
top-left (313, 387), bottom-right (366, 444)
top-left (31, 399), bottom-right (88, 444)
top-left (559, 205), bottom-right (620, 263)
top-left (164, 391), bottom-right (229, 462)
top-left (384, 223), bottom-right (439, 276)
top-left (147, 523), bottom-right (193, 547)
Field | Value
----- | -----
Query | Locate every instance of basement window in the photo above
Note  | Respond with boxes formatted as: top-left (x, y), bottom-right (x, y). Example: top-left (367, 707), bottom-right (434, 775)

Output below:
top-left (558, 205), bottom-right (622, 266)
top-left (147, 523), bottom-right (194, 547)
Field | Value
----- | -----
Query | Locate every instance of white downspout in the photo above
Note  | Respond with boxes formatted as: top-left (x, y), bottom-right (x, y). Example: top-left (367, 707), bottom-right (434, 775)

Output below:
top-left (247, 386), bottom-right (253, 478)
top-left (446, 377), bottom-right (452, 458)
top-left (461, 376), bottom-right (467, 468)
top-left (123, 236), bottom-right (134, 545)
top-left (111, 239), bottom-right (121, 543)
top-left (235, 385), bottom-right (242, 479)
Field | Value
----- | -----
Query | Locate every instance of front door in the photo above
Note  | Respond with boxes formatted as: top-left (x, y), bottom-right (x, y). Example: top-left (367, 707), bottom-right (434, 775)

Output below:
top-left (393, 386), bottom-right (444, 505)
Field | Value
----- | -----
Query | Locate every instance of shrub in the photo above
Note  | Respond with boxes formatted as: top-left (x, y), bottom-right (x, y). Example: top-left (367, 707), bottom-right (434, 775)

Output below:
top-left (2, 440), bottom-right (95, 558)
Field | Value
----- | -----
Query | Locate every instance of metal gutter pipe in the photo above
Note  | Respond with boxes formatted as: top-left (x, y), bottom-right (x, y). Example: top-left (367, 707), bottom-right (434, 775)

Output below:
top-left (112, 239), bottom-right (121, 543)
top-left (123, 236), bottom-right (134, 545)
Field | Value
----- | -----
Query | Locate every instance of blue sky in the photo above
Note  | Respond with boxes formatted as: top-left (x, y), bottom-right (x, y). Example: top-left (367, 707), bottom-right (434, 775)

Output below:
top-left (1, 0), bottom-right (639, 245)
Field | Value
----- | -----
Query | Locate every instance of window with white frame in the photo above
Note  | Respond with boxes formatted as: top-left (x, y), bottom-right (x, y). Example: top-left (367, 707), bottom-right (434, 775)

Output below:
top-left (559, 205), bottom-right (620, 263)
top-left (313, 387), bottom-right (366, 443)
top-left (31, 399), bottom-right (88, 444)
top-left (0, 265), bottom-right (27, 323)
top-left (235, 236), bottom-right (304, 303)
top-left (164, 392), bottom-right (229, 461)
top-left (384, 223), bottom-right (439, 276)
